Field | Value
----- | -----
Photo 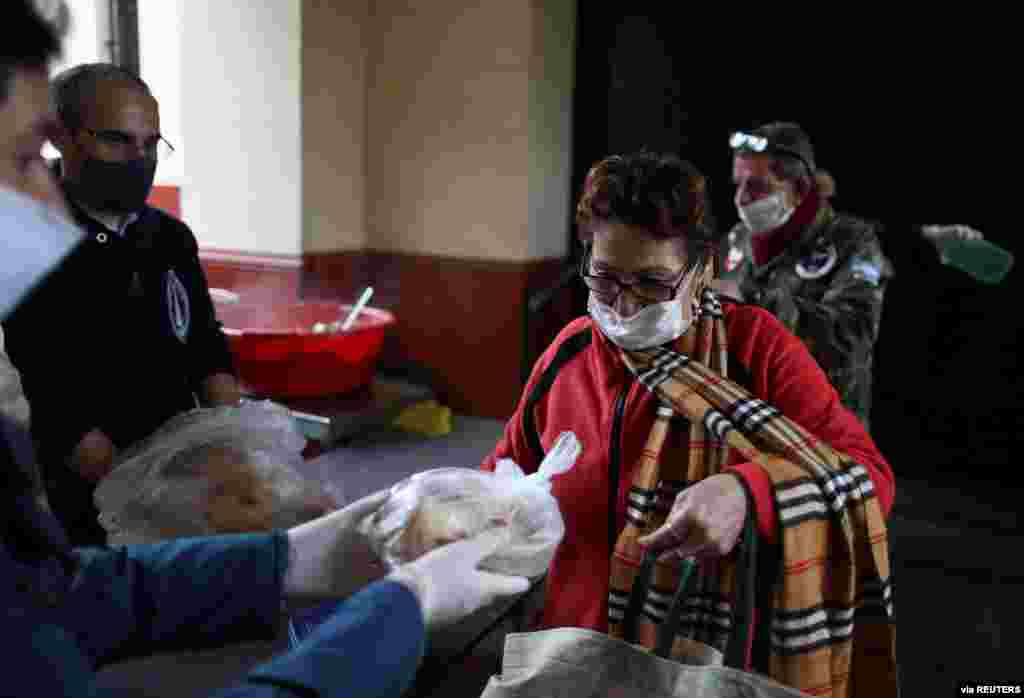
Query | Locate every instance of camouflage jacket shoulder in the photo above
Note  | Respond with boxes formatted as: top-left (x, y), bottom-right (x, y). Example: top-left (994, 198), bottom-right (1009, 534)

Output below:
top-left (717, 205), bottom-right (894, 430)
top-left (720, 207), bottom-right (894, 285)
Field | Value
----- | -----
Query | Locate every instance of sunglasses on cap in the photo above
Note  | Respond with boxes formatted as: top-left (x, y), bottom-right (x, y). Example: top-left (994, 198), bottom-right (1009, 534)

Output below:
top-left (729, 131), bottom-right (815, 177)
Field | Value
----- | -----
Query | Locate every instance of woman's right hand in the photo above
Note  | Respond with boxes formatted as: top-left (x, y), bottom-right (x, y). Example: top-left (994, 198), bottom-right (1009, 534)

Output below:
top-left (637, 473), bottom-right (748, 561)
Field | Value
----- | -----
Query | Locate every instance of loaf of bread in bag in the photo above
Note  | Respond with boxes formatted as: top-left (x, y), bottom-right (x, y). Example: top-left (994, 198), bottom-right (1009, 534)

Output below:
top-left (395, 493), bottom-right (518, 561)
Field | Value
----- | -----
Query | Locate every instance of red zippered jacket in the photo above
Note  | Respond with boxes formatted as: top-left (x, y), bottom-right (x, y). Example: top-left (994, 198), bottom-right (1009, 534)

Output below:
top-left (481, 302), bottom-right (894, 634)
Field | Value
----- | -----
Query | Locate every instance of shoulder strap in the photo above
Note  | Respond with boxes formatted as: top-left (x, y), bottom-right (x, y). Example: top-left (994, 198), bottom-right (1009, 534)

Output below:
top-left (654, 557), bottom-right (698, 657)
top-left (724, 474), bottom-right (759, 669)
top-left (521, 327), bottom-right (592, 464)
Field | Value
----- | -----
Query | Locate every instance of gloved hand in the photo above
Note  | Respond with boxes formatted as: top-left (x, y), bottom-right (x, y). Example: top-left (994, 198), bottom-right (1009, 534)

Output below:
top-left (388, 528), bottom-right (531, 630)
top-left (920, 224), bottom-right (1012, 284)
top-left (283, 489), bottom-right (390, 603)
top-left (638, 473), bottom-right (747, 561)
top-left (921, 224), bottom-right (984, 242)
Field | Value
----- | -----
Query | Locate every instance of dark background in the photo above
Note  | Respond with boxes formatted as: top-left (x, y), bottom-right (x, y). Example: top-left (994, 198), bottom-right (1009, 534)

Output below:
top-left (567, 9), bottom-right (1020, 486)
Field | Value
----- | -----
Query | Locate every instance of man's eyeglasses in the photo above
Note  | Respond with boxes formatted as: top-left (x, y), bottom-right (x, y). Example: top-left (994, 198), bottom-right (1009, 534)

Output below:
top-left (729, 131), bottom-right (814, 177)
top-left (83, 128), bottom-right (176, 161)
top-left (578, 245), bottom-right (691, 304)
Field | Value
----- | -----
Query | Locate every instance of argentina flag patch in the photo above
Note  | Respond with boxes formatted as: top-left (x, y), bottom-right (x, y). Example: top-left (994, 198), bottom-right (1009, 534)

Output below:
top-left (849, 257), bottom-right (882, 286)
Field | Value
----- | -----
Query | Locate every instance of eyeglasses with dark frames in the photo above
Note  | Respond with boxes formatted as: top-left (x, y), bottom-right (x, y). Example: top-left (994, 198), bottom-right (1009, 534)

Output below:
top-left (578, 244), bottom-right (692, 304)
top-left (82, 127), bottom-right (175, 161)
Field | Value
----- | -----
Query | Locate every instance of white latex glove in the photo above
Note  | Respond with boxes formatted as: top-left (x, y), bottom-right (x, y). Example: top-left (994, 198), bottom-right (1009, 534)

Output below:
top-left (388, 528), bottom-right (531, 630)
top-left (283, 490), bottom-right (390, 604)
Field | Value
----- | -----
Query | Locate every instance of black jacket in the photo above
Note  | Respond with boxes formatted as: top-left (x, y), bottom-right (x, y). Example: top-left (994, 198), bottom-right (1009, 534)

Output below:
top-left (2, 196), bottom-right (235, 542)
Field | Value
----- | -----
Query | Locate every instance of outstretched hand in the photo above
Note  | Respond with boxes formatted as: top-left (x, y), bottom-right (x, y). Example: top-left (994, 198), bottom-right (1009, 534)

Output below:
top-left (920, 224), bottom-right (984, 242)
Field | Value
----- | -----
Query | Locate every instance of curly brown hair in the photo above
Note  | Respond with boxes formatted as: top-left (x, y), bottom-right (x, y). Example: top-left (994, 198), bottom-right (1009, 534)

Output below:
top-left (575, 151), bottom-right (718, 266)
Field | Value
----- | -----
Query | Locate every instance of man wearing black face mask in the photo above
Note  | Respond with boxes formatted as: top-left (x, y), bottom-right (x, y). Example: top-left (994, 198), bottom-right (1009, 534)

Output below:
top-left (52, 68), bottom-right (159, 215)
top-left (3, 62), bottom-right (240, 546)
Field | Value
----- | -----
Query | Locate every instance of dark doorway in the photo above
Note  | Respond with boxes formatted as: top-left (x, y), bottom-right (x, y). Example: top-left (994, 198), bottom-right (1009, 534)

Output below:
top-left (568, 9), bottom-right (1020, 481)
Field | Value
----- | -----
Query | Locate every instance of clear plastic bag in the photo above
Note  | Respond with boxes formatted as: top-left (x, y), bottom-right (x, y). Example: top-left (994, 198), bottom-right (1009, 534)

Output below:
top-left (360, 431), bottom-right (581, 578)
top-left (94, 400), bottom-right (340, 545)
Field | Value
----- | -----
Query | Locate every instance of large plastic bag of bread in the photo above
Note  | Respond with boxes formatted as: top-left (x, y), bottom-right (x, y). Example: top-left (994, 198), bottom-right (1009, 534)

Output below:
top-left (94, 400), bottom-right (339, 545)
top-left (360, 431), bottom-right (581, 578)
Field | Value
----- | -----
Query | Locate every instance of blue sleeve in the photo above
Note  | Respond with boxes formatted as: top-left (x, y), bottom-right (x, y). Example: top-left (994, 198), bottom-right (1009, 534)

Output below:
top-left (66, 532), bottom-right (288, 667)
top-left (214, 580), bottom-right (426, 698)
top-left (5, 612), bottom-right (102, 698)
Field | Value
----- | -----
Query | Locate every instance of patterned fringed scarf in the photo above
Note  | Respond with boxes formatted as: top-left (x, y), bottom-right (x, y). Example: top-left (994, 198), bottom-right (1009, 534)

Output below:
top-left (607, 288), bottom-right (898, 697)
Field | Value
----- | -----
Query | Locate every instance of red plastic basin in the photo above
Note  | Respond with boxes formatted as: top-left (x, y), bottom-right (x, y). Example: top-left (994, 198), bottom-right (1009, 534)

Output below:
top-left (214, 300), bottom-right (396, 399)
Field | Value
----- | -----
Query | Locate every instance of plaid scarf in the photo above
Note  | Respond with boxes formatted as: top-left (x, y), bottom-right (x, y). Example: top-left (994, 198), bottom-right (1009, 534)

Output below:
top-left (607, 289), bottom-right (898, 697)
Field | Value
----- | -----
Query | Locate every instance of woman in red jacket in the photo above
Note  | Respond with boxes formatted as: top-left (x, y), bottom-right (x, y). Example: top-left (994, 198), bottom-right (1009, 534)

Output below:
top-left (481, 152), bottom-right (897, 695)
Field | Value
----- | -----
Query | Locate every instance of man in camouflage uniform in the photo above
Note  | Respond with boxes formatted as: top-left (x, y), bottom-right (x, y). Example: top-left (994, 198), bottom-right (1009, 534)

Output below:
top-left (717, 123), bottom-right (892, 431)
top-left (717, 122), bottom-right (1000, 431)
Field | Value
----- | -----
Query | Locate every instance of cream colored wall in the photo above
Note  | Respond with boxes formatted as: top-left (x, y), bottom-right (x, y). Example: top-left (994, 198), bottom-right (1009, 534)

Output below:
top-left (302, 0), bottom-right (370, 254)
top-left (177, 1), bottom-right (303, 256)
top-left (364, 0), bottom-right (574, 262)
top-left (526, 0), bottom-right (576, 260)
top-left (138, 0), bottom-right (184, 187)
top-left (365, 0), bottom-right (533, 261)
top-left (128, 0), bottom-right (575, 262)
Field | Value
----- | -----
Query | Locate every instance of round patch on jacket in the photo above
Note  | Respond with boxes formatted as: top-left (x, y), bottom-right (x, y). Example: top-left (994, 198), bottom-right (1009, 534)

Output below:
top-left (794, 244), bottom-right (838, 280)
top-left (164, 270), bottom-right (191, 343)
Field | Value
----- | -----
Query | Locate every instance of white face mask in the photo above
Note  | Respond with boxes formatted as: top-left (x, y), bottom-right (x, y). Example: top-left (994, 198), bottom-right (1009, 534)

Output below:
top-left (588, 292), bottom-right (693, 351)
top-left (738, 192), bottom-right (795, 235)
top-left (0, 185), bottom-right (86, 320)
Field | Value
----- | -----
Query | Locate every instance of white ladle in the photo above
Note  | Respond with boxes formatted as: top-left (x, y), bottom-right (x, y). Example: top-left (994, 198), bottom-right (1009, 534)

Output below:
top-left (312, 286), bottom-right (375, 334)
top-left (340, 286), bottom-right (374, 331)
